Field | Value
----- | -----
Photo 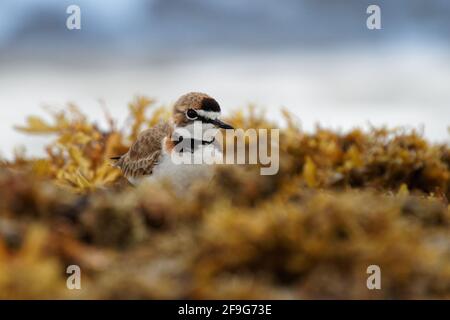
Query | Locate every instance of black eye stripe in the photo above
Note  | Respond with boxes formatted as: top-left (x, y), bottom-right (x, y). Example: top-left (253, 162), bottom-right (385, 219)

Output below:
top-left (186, 109), bottom-right (198, 120)
top-left (198, 115), bottom-right (212, 123)
top-left (185, 109), bottom-right (216, 124)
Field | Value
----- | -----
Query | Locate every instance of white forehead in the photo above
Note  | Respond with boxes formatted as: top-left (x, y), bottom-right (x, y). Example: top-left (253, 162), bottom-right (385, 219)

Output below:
top-left (196, 110), bottom-right (220, 120)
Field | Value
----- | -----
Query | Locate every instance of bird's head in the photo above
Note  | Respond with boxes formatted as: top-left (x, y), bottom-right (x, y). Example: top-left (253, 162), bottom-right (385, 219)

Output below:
top-left (172, 92), bottom-right (234, 133)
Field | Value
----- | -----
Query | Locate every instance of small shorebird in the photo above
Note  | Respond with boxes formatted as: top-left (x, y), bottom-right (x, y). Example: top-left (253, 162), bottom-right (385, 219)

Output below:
top-left (112, 92), bottom-right (233, 191)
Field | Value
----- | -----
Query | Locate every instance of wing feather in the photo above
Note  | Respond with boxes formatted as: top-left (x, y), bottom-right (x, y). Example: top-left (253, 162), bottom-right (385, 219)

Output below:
top-left (113, 122), bottom-right (170, 179)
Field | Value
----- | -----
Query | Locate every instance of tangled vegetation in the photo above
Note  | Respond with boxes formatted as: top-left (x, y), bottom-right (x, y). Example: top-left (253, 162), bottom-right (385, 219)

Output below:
top-left (0, 97), bottom-right (449, 299)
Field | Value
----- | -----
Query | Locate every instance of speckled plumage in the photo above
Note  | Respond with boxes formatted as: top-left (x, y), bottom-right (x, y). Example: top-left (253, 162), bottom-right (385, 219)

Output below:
top-left (113, 121), bottom-right (170, 179)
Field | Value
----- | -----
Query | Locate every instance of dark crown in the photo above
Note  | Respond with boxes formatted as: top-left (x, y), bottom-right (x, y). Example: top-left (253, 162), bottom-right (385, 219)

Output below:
top-left (201, 97), bottom-right (221, 112)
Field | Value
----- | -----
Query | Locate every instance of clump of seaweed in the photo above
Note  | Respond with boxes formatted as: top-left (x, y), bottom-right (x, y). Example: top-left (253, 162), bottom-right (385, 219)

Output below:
top-left (0, 97), bottom-right (449, 299)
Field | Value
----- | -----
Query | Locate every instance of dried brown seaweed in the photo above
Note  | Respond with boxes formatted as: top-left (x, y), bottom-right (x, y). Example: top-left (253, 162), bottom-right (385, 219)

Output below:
top-left (0, 97), bottom-right (448, 299)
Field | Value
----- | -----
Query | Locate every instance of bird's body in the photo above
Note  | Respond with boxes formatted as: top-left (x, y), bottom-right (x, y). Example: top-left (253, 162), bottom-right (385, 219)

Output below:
top-left (149, 140), bottom-right (222, 191)
top-left (113, 92), bottom-right (233, 191)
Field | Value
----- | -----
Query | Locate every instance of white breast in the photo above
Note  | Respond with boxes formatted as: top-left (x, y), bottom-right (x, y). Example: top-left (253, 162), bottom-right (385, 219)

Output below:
top-left (143, 143), bottom-right (223, 192)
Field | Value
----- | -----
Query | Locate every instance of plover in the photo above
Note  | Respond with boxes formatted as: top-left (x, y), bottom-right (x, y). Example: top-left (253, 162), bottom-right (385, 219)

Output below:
top-left (112, 92), bottom-right (234, 191)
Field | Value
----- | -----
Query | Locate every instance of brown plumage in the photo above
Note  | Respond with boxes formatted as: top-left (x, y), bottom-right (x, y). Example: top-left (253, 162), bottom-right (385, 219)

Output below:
top-left (113, 121), bottom-right (171, 179)
top-left (172, 92), bottom-right (220, 127)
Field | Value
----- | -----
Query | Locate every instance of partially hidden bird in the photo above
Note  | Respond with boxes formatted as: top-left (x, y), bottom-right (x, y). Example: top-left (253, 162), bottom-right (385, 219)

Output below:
top-left (112, 92), bottom-right (234, 191)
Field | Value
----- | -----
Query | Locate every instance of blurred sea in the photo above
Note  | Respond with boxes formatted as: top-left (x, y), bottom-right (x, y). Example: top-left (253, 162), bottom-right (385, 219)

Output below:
top-left (0, 0), bottom-right (449, 158)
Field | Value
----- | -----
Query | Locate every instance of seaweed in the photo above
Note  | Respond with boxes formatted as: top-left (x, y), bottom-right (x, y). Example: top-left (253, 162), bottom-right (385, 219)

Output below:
top-left (0, 97), bottom-right (448, 299)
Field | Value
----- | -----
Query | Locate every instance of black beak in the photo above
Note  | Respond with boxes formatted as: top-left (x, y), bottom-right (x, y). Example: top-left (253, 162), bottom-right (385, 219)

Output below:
top-left (210, 118), bottom-right (234, 130)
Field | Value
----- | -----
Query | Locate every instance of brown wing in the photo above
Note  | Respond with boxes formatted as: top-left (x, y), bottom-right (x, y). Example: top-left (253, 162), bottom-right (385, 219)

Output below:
top-left (113, 122), bottom-right (171, 179)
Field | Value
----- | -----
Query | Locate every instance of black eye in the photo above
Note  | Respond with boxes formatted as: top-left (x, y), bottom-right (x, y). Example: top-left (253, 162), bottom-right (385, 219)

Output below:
top-left (186, 109), bottom-right (198, 120)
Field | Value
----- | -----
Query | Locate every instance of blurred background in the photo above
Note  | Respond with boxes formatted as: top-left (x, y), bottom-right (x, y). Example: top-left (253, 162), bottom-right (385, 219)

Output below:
top-left (0, 0), bottom-right (449, 158)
